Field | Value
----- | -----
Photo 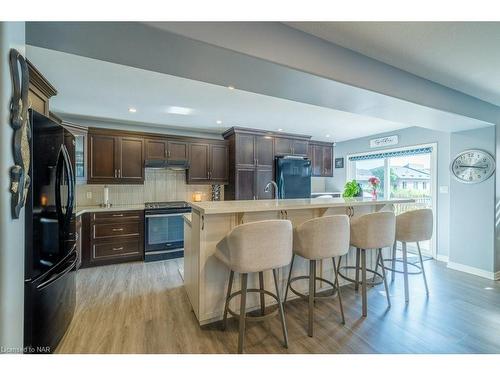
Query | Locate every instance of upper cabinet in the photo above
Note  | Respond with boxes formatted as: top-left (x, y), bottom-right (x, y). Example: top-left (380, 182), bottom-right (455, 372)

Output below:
top-left (309, 141), bottom-right (334, 177)
top-left (88, 131), bottom-right (144, 184)
top-left (186, 142), bottom-right (228, 184)
top-left (27, 60), bottom-right (57, 116)
top-left (145, 138), bottom-right (189, 161)
top-left (62, 121), bottom-right (88, 184)
top-left (274, 136), bottom-right (309, 156)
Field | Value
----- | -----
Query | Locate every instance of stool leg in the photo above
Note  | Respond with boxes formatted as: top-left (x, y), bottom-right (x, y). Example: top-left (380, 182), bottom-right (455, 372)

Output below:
top-left (283, 254), bottom-right (295, 305)
top-left (402, 242), bottom-right (409, 303)
top-left (333, 257), bottom-right (345, 325)
top-left (391, 242), bottom-right (397, 282)
top-left (308, 260), bottom-right (316, 337)
top-left (417, 242), bottom-right (429, 295)
top-left (222, 270), bottom-right (234, 331)
top-left (361, 249), bottom-right (367, 317)
top-left (378, 248), bottom-right (391, 308)
top-left (238, 273), bottom-right (248, 354)
top-left (258, 271), bottom-right (265, 316)
top-left (273, 269), bottom-right (289, 348)
top-left (355, 248), bottom-right (361, 292)
top-left (372, 250), bottom-right (380, 284)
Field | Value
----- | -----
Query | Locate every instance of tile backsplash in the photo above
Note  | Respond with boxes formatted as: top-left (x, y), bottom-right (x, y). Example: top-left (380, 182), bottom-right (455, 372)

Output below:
top-left (76, 169), bottom-right (220, 206)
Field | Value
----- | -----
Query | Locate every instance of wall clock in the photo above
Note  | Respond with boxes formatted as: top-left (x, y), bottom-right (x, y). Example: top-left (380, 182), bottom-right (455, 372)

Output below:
top-left (451, 149), bottom-right (495, 184)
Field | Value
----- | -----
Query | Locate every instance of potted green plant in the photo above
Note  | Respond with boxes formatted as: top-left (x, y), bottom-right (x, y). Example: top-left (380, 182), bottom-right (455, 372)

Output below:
top-left (342, 180), bottom-right (362, 198)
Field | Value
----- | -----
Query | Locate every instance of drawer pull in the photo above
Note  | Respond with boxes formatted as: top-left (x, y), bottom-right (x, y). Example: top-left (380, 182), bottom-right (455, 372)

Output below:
top-left (112, 214), bottom-right (124, 217)
top-left (112, 247), bottom-right (124, 251)
top-left (112, 228), bottom-right (124, 232)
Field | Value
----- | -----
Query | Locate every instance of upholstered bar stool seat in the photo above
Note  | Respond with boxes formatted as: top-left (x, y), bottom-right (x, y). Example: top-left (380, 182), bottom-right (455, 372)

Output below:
top-left (340, 211), bottom-right (395, 317)
top-left (381, 209), bottom-right (432, 302)
top-left (216, 219), bottom-right (293, 353)
top-left (284, 215), bottom-right (350, 337)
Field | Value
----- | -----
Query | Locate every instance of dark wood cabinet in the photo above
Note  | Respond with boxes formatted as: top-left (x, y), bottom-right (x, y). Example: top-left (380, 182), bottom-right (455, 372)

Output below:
top-left (81, 210), bottom-right (144, 268)
top-left (275, 137), bottom-right (309, 156)
top-left (255, 168), bottom-right (274, 199)
top-left (235, 168), bottom-right (256, 200)
top-left (186, 142), bottom-right (228, 184)
top-left (88, 131), bottom-right (144, 184)
top-left (145, 138), bottom-right (167, 160)
top-left (168, 140), bottom-right (188, 160)
top-left (27, 60), bottom-right (57, 117)
top-left (292, 139), bottom-right (309, 156)
top-left (309, 141), bottom-right (334, 177)
top-left (236, 133), bottom-right (256, 167)
top-left (255, 135), bottom-right (274, 168)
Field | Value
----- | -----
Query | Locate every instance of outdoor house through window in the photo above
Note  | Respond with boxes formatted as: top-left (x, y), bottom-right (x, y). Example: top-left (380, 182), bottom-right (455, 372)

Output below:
top-left (347, 144), bottom-right (437, 257)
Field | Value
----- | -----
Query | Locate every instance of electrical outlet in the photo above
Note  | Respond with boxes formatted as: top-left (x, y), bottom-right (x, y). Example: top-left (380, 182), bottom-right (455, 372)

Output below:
top-left (86, 191), bottom-right (92, 199)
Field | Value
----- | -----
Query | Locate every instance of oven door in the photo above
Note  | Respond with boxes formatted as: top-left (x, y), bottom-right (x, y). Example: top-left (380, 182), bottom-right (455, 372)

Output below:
top-left (145, 213), bottom-right (185, 253)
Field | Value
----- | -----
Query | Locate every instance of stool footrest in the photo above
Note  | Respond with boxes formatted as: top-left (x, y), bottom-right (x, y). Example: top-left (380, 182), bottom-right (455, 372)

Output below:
top-left (382, 258), bottom-right (423, 275)
top-left (288, 275), bottom-right (338, 300)
top-left (226, 288), bottom-right (280, 322)
top-left (338, 265), bottom-right (384, 286)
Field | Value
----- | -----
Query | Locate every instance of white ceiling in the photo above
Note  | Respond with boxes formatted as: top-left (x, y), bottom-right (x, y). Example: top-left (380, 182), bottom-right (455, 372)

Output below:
top-left (26, 46), bottom-right (413, 142)
top-left (286, 22), bottom-right (500, 107)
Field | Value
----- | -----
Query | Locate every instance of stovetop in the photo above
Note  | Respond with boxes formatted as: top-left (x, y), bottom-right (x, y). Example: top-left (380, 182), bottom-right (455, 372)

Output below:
top-left (144, 201), bottom-right (190, 210)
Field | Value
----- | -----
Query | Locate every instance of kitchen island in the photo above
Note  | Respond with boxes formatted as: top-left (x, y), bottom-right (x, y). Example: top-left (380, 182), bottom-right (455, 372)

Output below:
top-left (184, 197), bottom-right (414, 326)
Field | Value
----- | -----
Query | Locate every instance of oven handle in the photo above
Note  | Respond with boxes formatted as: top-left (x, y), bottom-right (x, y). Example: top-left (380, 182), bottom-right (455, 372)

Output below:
top-left (145, 213), bottom-right (185, 218)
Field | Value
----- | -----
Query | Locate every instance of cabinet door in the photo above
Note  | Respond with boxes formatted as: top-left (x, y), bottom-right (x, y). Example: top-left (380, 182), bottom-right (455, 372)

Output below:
top-left (255, 135), bottom-right (274, 168)
top-left (88, 134), bottom-right (118, 182)
top-left (322, 146), bottom-right (333, 177)
top-left (145, 139), bottom-right (167, 160)
top-left (292, 140), bottom-right (309, 156)
top-left (188, 143), bottom-right (210, 182)
top-left (168, 140), bottom-right (189, 160)
top-left (119, 137), bottom-right (144, 183)
top-left (255, 168), bottom-right (274, 199)
top-left (210, 144), bottom-right (228, 183)
top-left (274, 137), bottom-right (293, 155)
top-left (312, 145), bottom-right (323, 176)
top-left (235, 133), bottom-right (255, 166)
top-left (236, 168), bottom-right (255, 200)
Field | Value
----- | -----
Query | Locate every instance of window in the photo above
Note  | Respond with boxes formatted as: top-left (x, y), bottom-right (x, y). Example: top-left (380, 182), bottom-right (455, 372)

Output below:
top-left (402, 181), bottom-right (407, 189)
top-left (422, 182), bottom-right (427, 190)
top-left (413, 181), bottom-right (419, 190)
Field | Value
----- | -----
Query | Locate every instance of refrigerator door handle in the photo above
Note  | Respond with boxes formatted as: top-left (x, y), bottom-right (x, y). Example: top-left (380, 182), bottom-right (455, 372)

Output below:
top-left (28, 244), bottom-right (77, 284)
top-left (55, 145), bottom-right (75, 232)
top-left (36, 248), bottom-right (78, 290)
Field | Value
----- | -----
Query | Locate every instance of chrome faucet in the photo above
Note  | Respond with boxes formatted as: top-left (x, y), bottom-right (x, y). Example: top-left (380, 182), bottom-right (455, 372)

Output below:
top-left (264, 181), bottom-right (279, 200)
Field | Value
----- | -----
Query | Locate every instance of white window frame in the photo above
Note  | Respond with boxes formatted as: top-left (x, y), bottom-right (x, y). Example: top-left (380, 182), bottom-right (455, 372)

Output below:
top-left (347, 143), bottom-right (438, 258)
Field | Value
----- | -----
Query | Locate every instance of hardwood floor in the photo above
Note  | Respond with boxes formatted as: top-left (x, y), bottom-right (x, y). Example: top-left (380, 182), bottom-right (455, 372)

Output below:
top-left (56, 258), bottom-right (500, 354)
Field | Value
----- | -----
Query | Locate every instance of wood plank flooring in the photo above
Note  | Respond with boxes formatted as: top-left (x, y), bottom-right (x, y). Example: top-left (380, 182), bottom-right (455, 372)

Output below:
top-left (56, 259), bottom-right (500, 353)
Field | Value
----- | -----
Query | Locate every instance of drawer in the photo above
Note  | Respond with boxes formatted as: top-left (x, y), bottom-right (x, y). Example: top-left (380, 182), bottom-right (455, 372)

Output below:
top-left (91, 210), bottom-right (143, 222)
top-left (92, 239), bottom-right (142, 260)
top-left (92, 221), bottom-right (142, 239)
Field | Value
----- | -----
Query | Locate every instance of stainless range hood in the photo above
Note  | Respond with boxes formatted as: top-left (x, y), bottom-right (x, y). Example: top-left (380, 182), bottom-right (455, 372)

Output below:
top-left (144, 159), bottom-right (190, 170)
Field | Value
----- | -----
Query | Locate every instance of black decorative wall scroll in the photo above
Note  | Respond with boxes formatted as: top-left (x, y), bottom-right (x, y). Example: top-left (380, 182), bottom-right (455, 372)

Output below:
top-left (9, 49), bottom-right (31, 219)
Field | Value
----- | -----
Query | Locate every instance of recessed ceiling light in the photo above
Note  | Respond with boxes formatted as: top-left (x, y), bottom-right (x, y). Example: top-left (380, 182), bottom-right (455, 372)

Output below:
top-left (167, 106), bottom-right (193, 115)
top-left (216, 120), bottom-right (222, 124)
top-left (325, 134), bottom-right (331, 138)
top-left (227, 85), bottom-right (235, 90)
top-left (128, 107), bottom-right (137, 113)
top-left (277, 128), bottom-right (283, 132)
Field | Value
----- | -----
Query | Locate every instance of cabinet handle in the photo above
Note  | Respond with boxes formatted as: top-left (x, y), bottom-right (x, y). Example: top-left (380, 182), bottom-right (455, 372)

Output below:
top-left (253, 195), bottom-right (256, 200)
top-left (114, 169), bottom-right (117, 178)
top-left (112, 247), bottom-right (124, 251)
top-left (118, 169), bottom-right (121, 178)
top-left (112, 214), bottom-right (124, 217)
top-left (112, 228), bottom-right (124, 232)
top-left (168, 150), bottom-right (171, 158)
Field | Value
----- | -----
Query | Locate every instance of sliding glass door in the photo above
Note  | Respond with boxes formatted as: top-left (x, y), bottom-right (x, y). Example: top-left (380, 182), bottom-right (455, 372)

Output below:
top-left (348, 144), bottom-right (437, 257)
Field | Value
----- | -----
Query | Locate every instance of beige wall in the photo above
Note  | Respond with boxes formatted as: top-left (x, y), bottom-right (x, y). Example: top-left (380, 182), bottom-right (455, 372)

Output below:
top-left (76, 169), bottom-right (220, 206)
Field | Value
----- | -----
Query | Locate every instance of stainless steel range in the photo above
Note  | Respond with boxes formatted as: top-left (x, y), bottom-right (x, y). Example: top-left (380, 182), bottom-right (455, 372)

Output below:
top-left (144, 201), bottom-right (191, 262)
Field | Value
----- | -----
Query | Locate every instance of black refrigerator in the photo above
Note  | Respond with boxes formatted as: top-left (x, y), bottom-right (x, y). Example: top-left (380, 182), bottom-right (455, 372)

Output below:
top-left (275, 156), bottom-right (312, 199)
top-left (24, 110), bottom-right (77, 353)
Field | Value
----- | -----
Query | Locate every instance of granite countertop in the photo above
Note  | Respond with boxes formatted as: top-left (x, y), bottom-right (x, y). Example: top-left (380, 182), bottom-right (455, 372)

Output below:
top-left (188, 197), bottom-right (415, 215)
top-left (75, 204), bottom-right (146, 216)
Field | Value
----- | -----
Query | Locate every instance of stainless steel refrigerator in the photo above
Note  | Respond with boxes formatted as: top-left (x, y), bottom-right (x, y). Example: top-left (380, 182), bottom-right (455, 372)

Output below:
top-left (24, 110), bottom-right (77, 353)
top-left (275, 156), bottom-right (312, 199)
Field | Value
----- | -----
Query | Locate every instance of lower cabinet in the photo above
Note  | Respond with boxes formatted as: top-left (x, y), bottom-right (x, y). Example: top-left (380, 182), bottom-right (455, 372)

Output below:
top-left (234, 167), bottom-right (274, 200)
top-left (81, 210), bottom-right (144, 268)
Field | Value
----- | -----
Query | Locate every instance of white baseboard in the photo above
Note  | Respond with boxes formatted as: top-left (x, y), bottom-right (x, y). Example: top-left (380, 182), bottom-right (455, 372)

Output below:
top-left (436, 255), bottom-right (449, 263)
top-left (447, 261), bottom-right (498, 280)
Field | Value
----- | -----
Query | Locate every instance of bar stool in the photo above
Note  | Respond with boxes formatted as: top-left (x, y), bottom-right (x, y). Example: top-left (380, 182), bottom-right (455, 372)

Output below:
top-left (340, 211), bottom-right (395, 317)
top-left (215, 219), bottom-right (293, 354)
top-left (284, 215), bottom-right (350, 337)
top-left (380, 209), bottom-right (432, 303)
